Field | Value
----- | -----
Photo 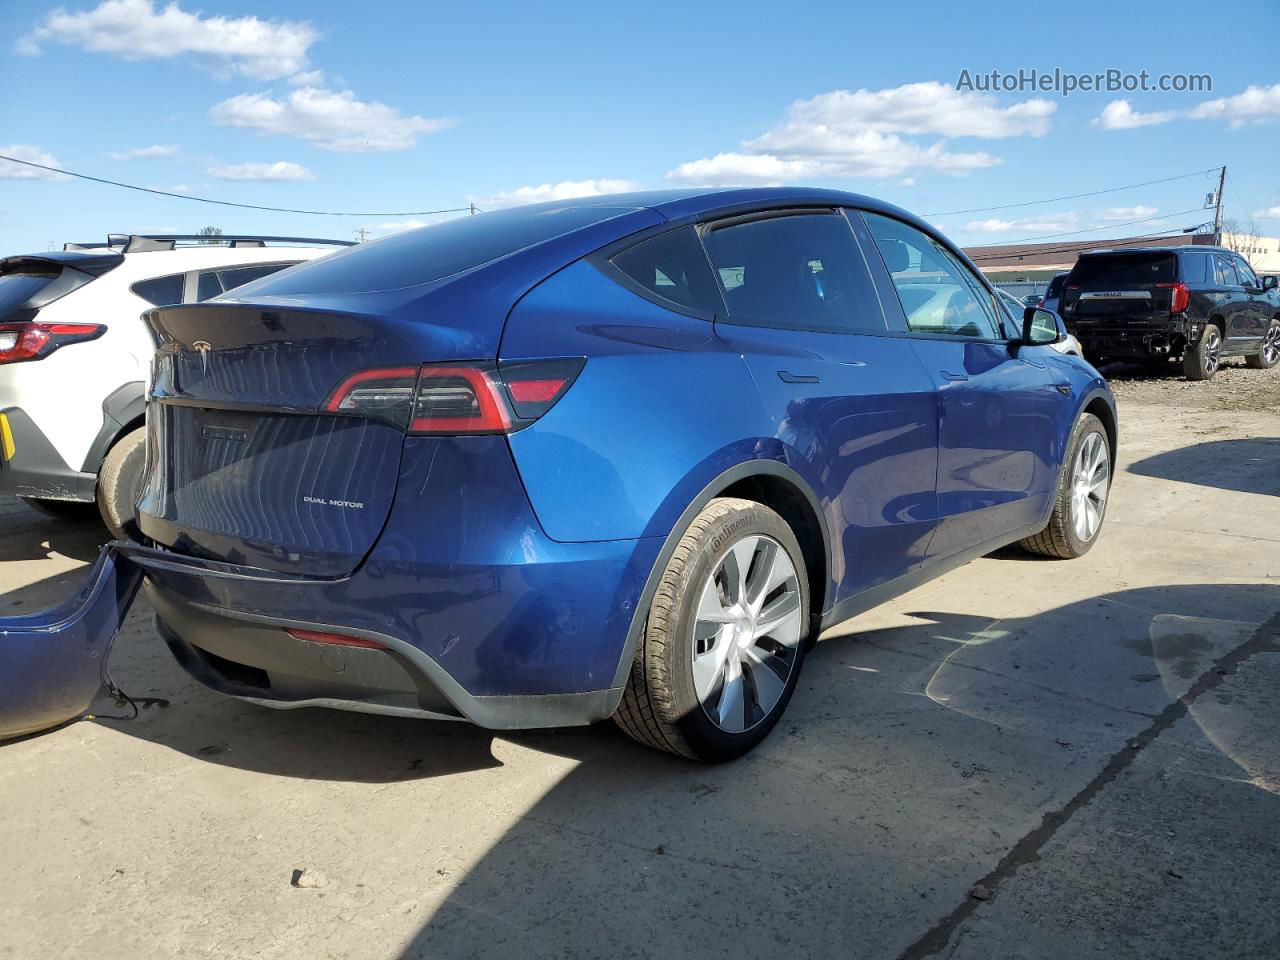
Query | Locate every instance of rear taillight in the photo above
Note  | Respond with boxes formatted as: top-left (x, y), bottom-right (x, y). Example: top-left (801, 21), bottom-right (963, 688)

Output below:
top-left (324, 358), bottom-right (584, 434)
top-left (0, 322), bottom-right (105, 364)
top-left (1156, 282), bottom-right (1190, 313)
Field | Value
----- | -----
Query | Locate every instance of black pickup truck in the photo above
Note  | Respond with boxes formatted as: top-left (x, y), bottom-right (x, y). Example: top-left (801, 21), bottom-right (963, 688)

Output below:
top-left (1059, 245), bottom-right (1280, 380)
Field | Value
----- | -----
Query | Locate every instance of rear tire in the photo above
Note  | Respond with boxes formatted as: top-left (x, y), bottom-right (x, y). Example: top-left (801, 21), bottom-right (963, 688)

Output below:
top-left (96, 427), bottom-right (147, 542)
top-left (1244, 320), bottom-right (1280, 369)
top-left (613, 497), bottom-right (810, 762)
top-left (19, 497), bottom-right (100, 522)
top-left (1183, 324), bottom-right (1223, 380)
top-left (1020, 413), bottom-right (1111, 559)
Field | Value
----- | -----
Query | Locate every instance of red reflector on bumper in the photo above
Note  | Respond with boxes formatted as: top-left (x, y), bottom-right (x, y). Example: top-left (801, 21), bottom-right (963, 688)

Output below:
top-left (285, 628), bottom-right (386, 650)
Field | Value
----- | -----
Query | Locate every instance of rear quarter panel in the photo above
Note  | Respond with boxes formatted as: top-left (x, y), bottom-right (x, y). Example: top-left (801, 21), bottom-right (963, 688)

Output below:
top-left (500, 259), bottom-right (780, 543)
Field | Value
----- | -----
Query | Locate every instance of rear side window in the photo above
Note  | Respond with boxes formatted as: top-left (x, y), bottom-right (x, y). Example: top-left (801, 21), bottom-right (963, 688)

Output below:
top-left (1179, 252), bottom-right (1207, 283)
top-left (131, 273), bottom-right (185, 307)
top-left (1069, 254), bottom-right (1176, 288)
top-left (703, 213), bottom-right (886, 334)
top-left (235, 204), bottom-right (642, 296)
top-left (609, 227), bottom-right (721, 314)
top-left (196, 271), bottom-right (223, 302)
top-left (217, 262), bottom-right (296, 292)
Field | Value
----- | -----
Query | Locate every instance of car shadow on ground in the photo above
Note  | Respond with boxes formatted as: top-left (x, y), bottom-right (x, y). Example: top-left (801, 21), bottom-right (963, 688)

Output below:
top-left (1128, 437), bottom-right (1280, 497)
top-left (0, 500), bottom-right (108, 566)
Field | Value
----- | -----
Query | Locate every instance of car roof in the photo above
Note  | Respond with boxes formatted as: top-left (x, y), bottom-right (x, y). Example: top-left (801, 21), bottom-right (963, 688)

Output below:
top-left (1080, 245), bottom-right (1232, 256)
top-left (516, 186), bottom-right (930, 231)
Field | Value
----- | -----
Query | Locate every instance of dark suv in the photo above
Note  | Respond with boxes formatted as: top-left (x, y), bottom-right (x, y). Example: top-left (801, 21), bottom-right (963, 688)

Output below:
top-left (1059, 246), bottom-right (1280, 380)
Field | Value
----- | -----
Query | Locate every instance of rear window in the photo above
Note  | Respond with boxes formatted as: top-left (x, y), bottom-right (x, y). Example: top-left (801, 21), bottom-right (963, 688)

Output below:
top-left (1069, 253), bottom-right (1176, 288)
top-left (0, 260), bottom-right (97, 321)
top-left (609, 226), bottom-right (722, 314)
top-left (231, 205), bottom-right (641, 296)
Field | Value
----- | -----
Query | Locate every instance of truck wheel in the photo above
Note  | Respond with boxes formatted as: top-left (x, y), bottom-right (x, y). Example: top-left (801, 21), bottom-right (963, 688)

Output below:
top-left (96, 427), bottom-right (146, 542)
top-left (1182, 324), bottom-right (1222, 380)
top-left (1020, 413), bottom-right (1111, 559)
top-left (1244, 321), bottom-right (1280, 369)
top-left (613, 498), bottom-right (810, 762)
top-left (19, 497), bottom-right (100, 522)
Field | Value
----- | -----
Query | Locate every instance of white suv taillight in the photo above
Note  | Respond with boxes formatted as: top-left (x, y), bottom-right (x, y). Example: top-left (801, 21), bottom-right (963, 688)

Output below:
top-left (0, 322), bottom-right (106, 364)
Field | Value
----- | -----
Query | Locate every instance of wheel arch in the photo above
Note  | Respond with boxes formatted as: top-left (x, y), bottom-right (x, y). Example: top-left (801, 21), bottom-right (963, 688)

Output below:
top-left (608, 458), bottom-right (830, 691)
top-left (1080, 388), bottom-right (1118, 466)
top-left (80, 380), bottom-right (145, 475)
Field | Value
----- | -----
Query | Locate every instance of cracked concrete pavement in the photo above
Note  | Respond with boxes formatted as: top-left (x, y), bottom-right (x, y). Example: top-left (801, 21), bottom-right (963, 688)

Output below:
top-left (1, 385), bottom-right (1278, 959)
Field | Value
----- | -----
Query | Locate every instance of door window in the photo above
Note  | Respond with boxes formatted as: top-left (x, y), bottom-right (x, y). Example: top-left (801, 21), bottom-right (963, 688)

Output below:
top-left (702, 212), bottom-right (886, 334)
top-left (218, 262), bottom-right (296, 293)
top-left (1234, 257), bottom-right (1260, 289)
top-left (1213, 255), bottom-right (1240, 287)
top-left (195, 271), bottom-right (224, 302)
top-left (862, 212), bottom-right (1002, 339)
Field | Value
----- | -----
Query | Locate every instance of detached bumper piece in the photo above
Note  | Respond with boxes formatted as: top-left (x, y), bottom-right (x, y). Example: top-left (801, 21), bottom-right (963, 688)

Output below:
top-left (0, 544), bottom-right (142, 740)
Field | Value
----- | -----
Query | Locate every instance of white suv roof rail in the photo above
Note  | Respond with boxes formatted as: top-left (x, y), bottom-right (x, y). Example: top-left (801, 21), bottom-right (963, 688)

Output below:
top-left (63, 234), bottom-right (356, 252)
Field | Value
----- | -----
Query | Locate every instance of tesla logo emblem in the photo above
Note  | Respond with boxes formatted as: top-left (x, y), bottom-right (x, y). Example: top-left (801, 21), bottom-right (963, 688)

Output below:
top-left (191, 340), bottom-right (212, 374)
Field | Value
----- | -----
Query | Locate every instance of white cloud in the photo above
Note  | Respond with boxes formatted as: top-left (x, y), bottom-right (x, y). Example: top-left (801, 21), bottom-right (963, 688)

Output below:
top-left (288, 69), bottom-right (325, 87)
top-left (964, 213), bottom-right (1081, 235)
top-left (898, 177), bottom-right (916, 187)
top-left (473, 178), bottom-right (641, 210)
top-left (669, 137), bottom-right (998, 186)
top-left (1190, 83), bottom-right (1280, 127)
top-left (1092, 99), bottom-right (1176, 130)
top-left (0, 144), bottom-right (69, 180)
top-left (207, 161), bottom-right (315, 181)
top-left (147, 183), bottom-right (191, 194)
top-left (211, 86), bottom-right (453, 152)
top-left (666, 81), bottom-right (1046, 185)
top-left (108, 143), bottom-right (178, 160)
top-left (1095, 205), bottom-right (1158, 221)
top-left (1255, 206), bottom-right (1280, 221)
top-left (17, 0), bottom-right (318, 80)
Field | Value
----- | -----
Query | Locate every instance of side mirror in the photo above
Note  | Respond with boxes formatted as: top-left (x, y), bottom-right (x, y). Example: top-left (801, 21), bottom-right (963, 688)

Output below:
top-left (1263, 275), bottom-right (1279, 292)
top-left (1021, 307), bottom-right (1065, 347)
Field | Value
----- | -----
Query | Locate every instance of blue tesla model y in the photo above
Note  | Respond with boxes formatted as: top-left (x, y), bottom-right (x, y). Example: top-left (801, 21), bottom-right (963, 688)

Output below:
top-left (132, 188), bottom-right (1115, 761)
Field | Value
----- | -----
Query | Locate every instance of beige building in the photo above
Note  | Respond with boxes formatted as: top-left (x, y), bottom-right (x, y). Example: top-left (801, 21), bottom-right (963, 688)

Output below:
top-left (966, 232), bottom-right (1280, 292)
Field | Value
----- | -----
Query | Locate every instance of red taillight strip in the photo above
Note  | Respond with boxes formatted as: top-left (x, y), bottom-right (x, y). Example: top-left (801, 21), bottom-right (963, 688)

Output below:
top-left (324, 366), bottom-right (418, 412)
top-left (0, 322), bottom-right (106, 364)
top-left (285, 628), bottom-right (386, 650)
top-left (409, 365), bottom-right (511, 434)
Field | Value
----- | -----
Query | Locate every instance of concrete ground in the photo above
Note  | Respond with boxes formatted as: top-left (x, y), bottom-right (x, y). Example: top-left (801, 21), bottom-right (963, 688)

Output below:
top-left (2, 372), bottom-right (1278, 960)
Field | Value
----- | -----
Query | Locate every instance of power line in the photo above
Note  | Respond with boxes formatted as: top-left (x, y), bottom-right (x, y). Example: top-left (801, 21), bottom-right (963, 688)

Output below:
top-left (0, 152), bottom-right (472, 218)
top-left (965, 207), bottom-right (1207, 248)
top-left (922, 167), bottom-right (1221, 218)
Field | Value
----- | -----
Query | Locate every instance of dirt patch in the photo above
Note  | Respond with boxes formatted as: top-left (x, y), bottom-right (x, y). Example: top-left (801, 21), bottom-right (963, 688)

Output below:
top-left (1102, 359), bottom-right (1280, 411)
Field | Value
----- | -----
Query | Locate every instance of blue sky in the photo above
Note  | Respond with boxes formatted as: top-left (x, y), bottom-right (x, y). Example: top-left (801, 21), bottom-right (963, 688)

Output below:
top-left (1, 0), bottom-right (1277, 253)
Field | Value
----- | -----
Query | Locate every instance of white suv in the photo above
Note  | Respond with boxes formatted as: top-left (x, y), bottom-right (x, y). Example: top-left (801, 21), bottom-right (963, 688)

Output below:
top-left (0, 234), bottom-right (348, 537)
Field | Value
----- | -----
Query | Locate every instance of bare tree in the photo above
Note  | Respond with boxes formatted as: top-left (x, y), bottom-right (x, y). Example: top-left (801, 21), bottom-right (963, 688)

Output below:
top-left (1222, 216), bottom-right (1263, 265)
top-left (197, 226), bottom-right (224, 244)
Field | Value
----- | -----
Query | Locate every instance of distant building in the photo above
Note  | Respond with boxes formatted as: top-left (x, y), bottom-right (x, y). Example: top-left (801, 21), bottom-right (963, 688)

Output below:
top-left (966, 231), bottom-right (1280, 290)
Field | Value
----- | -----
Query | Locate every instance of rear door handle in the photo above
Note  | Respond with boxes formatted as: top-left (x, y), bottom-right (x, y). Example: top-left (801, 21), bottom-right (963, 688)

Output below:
top-left (940, 370), bottom-right (969, 382)
top-left (777, 370), bottom-right (821, 384)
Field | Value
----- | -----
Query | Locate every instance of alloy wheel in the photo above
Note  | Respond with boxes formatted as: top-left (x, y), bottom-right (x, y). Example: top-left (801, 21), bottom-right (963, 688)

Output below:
top-left (1264, 326), bottom-right (1280, 366)
top-left (691, 535), bottom-right (803, 733)
top-left (1071, 432), bottom-right (1110, 542)
top-left (1203, 328), bottom-right (1222, 375)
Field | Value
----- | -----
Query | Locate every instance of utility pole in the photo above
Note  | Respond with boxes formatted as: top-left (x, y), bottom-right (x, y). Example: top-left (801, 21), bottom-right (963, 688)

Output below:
top-left (354, 227), bottom-right (370, 243)
top-left (1212, 165), bottom-right (1226, 243)
top-left (469, 203), bottom-right (477, 216)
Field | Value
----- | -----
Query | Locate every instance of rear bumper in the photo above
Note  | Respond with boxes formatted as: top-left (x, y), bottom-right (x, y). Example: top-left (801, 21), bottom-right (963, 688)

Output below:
top-left (0, 407), bottom-right (96, 501)
top-left (135, 434), bottom-right (662, 728)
